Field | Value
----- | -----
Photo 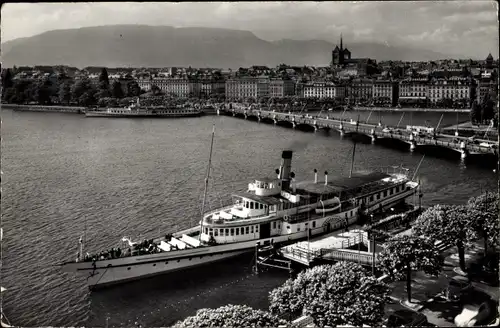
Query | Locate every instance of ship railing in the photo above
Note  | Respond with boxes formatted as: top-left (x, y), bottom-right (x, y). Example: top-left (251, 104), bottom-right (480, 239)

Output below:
top-left (203, 204), bottom-right (234, 219)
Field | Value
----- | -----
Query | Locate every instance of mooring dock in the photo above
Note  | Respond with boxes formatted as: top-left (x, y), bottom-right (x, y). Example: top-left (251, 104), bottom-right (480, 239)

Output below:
top-left (278, 225), bottom-right (384, 267)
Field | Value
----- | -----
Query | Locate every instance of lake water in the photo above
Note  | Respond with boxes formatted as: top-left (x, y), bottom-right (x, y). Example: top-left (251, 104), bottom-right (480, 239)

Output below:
top-left (1, 109), bottom-right (496, 327)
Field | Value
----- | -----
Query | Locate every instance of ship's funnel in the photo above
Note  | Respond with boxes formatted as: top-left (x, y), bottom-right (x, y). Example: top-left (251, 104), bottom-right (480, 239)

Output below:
top-left (314, 169), bottom-right (318, 183)
top-left (324, 171), bottom-right (328, 185)
top-left (279, 150), bottom-right (293, 180)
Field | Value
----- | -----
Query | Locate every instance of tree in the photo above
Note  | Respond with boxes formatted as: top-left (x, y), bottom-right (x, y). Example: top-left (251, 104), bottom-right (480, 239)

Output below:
top-left (58, 82), bottom-right (72, 105)
top-left (96, 86), bottom-right (111, 99)
top-left (78, 91), bottom-right (97, 107)
top-left (151, 84), bottom-right (160, 95)
top-left (31, 79), bottom-right (54, 105)
top-left (126, 81), bottom-right (141, 97)
top-left (71, 78), bottom-right (94, 103)
top-left (98, 67), bottom-right (109, 88)
top-left (269, 262), bottom-right (390, 327)
top-left (111, 81), bottom-right (124, 99)
top-left (378, 235), bottom-right (443, 303)
top-left (413, 205), bottom-right (477, 273)
top-left (470, 101), bottom-right (480, 124)
top-left (172, 304), bottom-right (286, 328)
top-left (1, 68), bottom-right (14, 91)
top-left (467, 191), bottom-right (499, 252)
top-left (10, 79), bottom-right (35, 104)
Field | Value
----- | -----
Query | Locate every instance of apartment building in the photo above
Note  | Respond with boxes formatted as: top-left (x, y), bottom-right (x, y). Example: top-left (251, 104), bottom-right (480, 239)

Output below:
top-left (269, 78), bottom-right (296, 98)
top-left (372, 80), bottom-right (399, 106)
top-left (225, 77), bottom-right (270, 100)
top-left (348, 78), bottom-right (374, 102)
top-left (428, 77), bottom-right (474, 107)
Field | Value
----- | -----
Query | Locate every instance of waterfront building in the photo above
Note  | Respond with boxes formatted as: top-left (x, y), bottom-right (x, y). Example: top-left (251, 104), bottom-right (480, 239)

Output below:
top-left (348, 78), bottom-right (374, 103)
top-left (398, 78), bottom-right (428, 106)
top-left (301, 81), bottom-right (345, 99)
top-left (476, 76), bottom-right (498, 103)
top-left (269, 78), bottom-right (296, 98)
top-left (138, 77), bottom-right (201, 97)
top-left (428, 77), bottom-right (474, 108)
top-left (225, 77), bottom-right (270, 100)
top-left (200, 80), bottom-right (226, 98)
top-left (137, 77), bottom-right (152, 92)
top-left (372, 80), bottom-right (399, 106)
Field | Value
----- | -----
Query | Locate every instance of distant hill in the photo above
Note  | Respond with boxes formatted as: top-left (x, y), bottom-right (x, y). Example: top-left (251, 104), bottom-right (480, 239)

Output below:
top-left (1, 25), bottom-right (449, 68)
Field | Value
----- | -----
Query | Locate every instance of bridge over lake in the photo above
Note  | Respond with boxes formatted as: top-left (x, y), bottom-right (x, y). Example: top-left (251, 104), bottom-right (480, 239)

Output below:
top-left (219, 107), bottom-right (498, 159)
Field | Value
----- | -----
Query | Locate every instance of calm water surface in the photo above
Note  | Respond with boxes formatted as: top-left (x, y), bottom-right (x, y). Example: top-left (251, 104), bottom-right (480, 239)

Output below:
top-left (1, 109), bottom-right (496, 327)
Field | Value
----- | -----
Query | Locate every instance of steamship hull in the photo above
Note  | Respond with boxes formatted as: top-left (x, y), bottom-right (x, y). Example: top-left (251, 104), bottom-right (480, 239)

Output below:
top-left (61, 186), bottom-right (416, 289)
top-left (62, 223), bottom-right (342, 289)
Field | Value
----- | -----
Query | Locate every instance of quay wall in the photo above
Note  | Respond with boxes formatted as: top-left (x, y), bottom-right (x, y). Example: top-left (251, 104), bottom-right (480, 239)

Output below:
top-left (2, 104), bottom-right (85, 114)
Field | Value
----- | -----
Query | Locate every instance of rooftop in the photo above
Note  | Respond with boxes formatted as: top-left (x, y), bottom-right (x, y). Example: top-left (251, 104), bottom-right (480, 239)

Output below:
top-left (232, 192), bottom-right (282, 205)
top-left (295, 171), bottom-right (390, 195)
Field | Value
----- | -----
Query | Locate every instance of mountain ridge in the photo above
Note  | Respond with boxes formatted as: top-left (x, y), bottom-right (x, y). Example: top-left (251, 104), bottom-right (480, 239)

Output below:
top-left (1, 25), bottom-right (451, 68)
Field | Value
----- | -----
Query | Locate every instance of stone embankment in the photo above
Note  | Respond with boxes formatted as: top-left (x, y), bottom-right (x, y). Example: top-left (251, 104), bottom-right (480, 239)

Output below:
top-left (2, 104), bottom-right (86, 114)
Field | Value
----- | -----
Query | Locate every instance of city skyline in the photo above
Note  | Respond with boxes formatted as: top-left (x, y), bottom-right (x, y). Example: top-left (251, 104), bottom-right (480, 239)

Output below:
top-left (2, 1), bottom-right (499, 59)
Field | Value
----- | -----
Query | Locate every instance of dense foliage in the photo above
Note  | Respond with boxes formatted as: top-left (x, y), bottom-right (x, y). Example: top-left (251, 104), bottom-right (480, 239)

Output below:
top-left (467, 191), bottom-right (499, 251)
top-left (413, 204), bottom-right (477, 271)
top-left (269, 262), bottom-right (390, 327)
top-left (378, 235), bottom-right (443, 302)
top-left (172, 304), bottom-right (286, 328)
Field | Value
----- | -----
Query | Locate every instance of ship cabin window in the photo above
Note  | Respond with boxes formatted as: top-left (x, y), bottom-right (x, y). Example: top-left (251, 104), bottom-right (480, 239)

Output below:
top-left (225, 228), bottom-right (229, 236)
top-left (255, 226), bottom-right (259, 232)
top-left (209, 228), bottom-right (213, 236)
top-left (251, 226), bottom-right (254, 233)
top-left (250, 202), bottom-right (254, 209)
top-left (312, 221), bottom-right (316, 228)
top-left (260, 203), bottom-right (263, 209)
top-left (214, 229), bottom-right (219, 236)
top-left (273, 221), bottom-right (277, 229)
top-left (231, 228), bottom-right (234, 236)
top-left (370, 195), bottom-right (374, 202)
top-left (286, 225), bottom-right (290, 230)
top-left (297, 226), bottom-right (301, 232)
top-left (396, 186), bottom-right (399, 192)
top-left (236, 228), bottom-right (240, 235)
top-left (220, 229), bottom-right (225, 236)
top-left (246, 226), bottom-right (249, 234)
top-left (205, 228), bottom-right (208, 234)
top-left (389, 188), bottom-right (393, 195)
top-left (383, 191), bottom-right (387, 197)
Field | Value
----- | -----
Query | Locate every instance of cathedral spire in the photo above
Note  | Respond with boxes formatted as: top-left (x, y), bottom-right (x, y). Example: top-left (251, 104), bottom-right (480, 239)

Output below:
top-left (340, 33), bottom-right (343, 51)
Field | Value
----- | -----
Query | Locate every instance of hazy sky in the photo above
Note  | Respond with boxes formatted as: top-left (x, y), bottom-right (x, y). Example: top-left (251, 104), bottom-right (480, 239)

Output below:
top-left (2, 1), bottom-right (499, 58)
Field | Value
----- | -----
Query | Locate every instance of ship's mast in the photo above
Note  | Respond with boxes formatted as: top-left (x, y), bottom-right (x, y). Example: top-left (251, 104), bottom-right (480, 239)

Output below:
top-left (349, 115), bottom-right (360, 178)
top-left (199, 125), bottom-right (216, 241)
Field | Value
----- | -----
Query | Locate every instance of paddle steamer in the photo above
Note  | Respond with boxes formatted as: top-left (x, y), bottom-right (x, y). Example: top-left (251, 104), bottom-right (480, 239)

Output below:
top-left (62, 129), bottom-right (420, 289)
top-left (85, 98), bottom-right (202, 118)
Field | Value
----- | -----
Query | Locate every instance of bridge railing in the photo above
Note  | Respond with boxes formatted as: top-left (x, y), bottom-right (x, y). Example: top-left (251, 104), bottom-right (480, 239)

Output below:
top-left (224, 108), bottom-right (497, 153)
